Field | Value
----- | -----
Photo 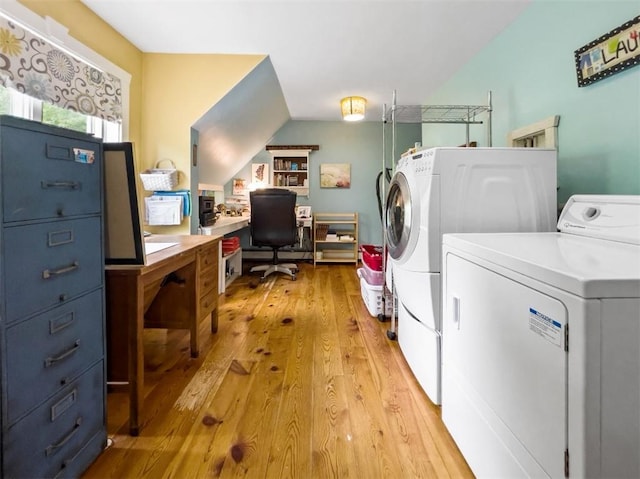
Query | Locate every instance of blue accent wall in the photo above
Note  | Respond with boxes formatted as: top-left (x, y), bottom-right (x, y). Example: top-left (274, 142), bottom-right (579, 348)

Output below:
top-left (229, 120), bottom-right (421, 246)
top-left (422, 0), bottom-right (640, 206)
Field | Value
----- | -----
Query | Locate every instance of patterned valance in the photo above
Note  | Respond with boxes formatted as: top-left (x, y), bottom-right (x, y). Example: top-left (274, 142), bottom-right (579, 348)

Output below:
top-left (0, 16), bottom-right (122, 122)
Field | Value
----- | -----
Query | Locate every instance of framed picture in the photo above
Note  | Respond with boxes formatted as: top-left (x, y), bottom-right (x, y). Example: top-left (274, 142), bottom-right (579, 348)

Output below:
top-left (232, 178), bottom-right (247, 195)
top-left (103, 142), bottom-right (145, 265)
top-left (251, 163), bottom-right (269, 186)
top-left (320, 163), bottom-right (351, 188)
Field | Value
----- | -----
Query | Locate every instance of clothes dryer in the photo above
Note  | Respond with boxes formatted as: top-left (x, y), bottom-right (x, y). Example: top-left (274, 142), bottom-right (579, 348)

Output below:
top-left (385, 147), bottom-right (557, 404)
top-left (442, 195), bottom-right (640, 478)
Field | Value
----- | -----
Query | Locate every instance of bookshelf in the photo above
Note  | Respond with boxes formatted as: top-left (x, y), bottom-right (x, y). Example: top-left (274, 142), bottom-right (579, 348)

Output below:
top-left (267, 146), bottom-right (317, 197)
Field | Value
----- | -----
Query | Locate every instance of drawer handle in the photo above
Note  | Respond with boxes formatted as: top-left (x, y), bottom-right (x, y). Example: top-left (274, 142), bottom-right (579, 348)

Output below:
top-left (45, 417), bottom-right (82, 456)
top-left (45, 340), bottom-right (80, 367)
top-left (43, 261), bottom-right (79, 279)
top-left (41, 180), bottom-right (81, 190)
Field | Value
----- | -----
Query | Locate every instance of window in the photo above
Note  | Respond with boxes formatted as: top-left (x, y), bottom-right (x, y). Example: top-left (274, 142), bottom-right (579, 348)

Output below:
top-left (0, 1), bottom-right (131, 140)
top-left (0, 86), bottom-right (9, 115)
top-left (0, 84), bottom-right (121, 141)
top-left (507, 116), bottom-right (560, 149)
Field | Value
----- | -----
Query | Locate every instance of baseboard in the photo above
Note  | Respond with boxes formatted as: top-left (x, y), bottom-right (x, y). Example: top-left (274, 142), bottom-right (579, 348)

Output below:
top-left (243, 249), bottom-right (365, 263)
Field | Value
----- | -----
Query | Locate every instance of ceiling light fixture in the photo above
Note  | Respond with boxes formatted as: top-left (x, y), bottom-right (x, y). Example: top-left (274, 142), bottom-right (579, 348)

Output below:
top-left (340, 96), bottom-right (366, 121)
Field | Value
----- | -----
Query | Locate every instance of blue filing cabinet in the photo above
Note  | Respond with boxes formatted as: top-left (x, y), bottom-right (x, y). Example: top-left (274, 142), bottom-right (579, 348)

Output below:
top-left (0, 115), bottom-right (107, 477)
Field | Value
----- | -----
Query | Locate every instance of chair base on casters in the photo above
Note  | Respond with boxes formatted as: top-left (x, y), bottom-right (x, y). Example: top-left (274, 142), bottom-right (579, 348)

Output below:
top-left (250, 263), bottom-right (297, 281)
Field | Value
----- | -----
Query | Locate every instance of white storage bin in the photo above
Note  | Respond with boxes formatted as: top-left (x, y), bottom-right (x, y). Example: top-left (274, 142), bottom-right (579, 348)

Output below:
top-left (357, 269), bottom-right (393, 318)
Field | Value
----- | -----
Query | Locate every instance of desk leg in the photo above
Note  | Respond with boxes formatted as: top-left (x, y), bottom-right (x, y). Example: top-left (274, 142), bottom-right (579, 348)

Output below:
top-left (190, 316), bottom-right (199, 359)
top-left (106, 273), bottom-right (145, 436)
top-left (128, 276), bottom-right (145, 436)
top-left (211, 308), bottom-right (218, 333)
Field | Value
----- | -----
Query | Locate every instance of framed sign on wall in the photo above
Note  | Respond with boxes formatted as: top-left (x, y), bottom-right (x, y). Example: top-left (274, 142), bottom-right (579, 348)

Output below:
top-left (575, 15), bottom-right (640, 87)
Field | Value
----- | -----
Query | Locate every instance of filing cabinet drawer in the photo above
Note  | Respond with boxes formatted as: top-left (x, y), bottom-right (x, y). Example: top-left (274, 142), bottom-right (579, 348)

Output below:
top-left (5, 289), bottom-right (104, 426)
top-left (2, 125), bottom-right (101, 222)
top-left (52, 430), bottom-right (106, 479)
top-left (4, 217), bottom-right (103, 322)
top-left (3, 362), bottom-right (105, 479)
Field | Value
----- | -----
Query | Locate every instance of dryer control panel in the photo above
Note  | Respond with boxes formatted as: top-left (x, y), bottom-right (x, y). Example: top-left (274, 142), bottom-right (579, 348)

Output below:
top-left (399, 149), bottom-right (434, 177)
top-left (558, 195), bottom-right (640, 245)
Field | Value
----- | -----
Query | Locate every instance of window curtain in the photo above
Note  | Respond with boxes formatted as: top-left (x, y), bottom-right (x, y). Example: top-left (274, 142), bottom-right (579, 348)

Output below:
top-left (0, 16), bottom-right (122, 122)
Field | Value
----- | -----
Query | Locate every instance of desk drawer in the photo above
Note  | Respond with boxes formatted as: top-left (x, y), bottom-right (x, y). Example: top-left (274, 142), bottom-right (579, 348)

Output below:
top-left (198, 241), bottom-right (218, 272)
top-left (2, 126), bottom-right (101, 222)
top-left (199, 286), bottom-right (217, 317)
top-left (4, 217), bottom-right (103, 322)
top-left (3, 362), bottom-right (105, 479)
top-left (5, 289), bottom-right (104, 426)
top-left (200, 264), bottom-right (218, 295)
top-left (199, 241), bottom-right (218, 297)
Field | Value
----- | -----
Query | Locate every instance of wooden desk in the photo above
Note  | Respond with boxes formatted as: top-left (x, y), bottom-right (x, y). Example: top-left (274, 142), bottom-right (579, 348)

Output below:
top-left (105, 234), bottom-right (220, 435)
top-left (201, 215), bottom-right (249, 236)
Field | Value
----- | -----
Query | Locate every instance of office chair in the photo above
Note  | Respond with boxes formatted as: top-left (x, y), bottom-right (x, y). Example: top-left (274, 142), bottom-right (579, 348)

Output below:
top-left (249, 188), bottom-right (298, 281)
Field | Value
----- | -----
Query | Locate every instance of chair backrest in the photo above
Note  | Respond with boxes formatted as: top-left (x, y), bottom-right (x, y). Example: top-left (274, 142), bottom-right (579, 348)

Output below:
top-left (250, 188), bottom-right (298, 247)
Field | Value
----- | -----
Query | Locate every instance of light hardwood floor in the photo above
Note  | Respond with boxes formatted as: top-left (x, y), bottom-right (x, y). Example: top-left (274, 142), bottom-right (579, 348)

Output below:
top-left (83, 262), bottom-right (473, 478)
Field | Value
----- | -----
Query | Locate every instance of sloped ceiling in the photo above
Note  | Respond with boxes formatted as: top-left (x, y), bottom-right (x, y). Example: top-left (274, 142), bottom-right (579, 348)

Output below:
top-left (80, 0), bottom-right (532, 122)
top-left (194, 57), bottom-right (289, 187)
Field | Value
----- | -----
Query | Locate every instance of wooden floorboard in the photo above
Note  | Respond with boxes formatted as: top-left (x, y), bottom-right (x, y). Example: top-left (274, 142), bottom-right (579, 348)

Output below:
top-left (83, 262), bottom-right (473, 478)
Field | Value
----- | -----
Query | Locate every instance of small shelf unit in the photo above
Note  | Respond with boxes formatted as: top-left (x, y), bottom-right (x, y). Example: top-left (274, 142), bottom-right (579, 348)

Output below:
top-left (220, 247), bottom-right (242, 293)
top-left (267, 146), bottom-right (318, 197)
top-left (382, 91), bottom-right (493, 148)
top-left (313, 212), bottom-right (358, 266)
top-left (272, 156), bottom-right (308, 194)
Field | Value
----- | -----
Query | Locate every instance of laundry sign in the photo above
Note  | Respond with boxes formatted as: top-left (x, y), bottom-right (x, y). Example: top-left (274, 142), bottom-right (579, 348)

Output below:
top-left (574, 15), bottom-right (640, 87)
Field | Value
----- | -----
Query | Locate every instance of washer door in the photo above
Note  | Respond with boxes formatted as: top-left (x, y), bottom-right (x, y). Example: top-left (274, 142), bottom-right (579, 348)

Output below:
top-left (385, 170), bottom-right (419, 263)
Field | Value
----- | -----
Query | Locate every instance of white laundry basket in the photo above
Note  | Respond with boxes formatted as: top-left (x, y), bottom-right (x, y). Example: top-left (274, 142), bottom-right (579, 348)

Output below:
top-left (357, 268), bottom-right (393, 318)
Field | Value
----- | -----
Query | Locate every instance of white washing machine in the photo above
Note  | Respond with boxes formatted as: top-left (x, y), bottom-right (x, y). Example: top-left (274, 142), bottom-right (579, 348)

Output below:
top-left (442, 195), bottom-right (640, 478)
top-left (385, 147), bottom-right (557, 404)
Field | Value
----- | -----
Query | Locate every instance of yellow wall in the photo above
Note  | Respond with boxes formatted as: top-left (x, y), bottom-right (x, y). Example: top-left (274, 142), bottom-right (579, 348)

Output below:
top-left (141, 53), bottom-right (264, 173)
top-left (19, 1), bottom-right (264, 234)
top-left (141, 53), bottom-right (264, 233)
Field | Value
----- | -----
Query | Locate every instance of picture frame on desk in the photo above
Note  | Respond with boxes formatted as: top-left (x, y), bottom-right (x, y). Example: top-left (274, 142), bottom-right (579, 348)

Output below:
top-left (296, 205), bottom-right (312, 219)
top-left (103, 142), bottom-right (145, 264)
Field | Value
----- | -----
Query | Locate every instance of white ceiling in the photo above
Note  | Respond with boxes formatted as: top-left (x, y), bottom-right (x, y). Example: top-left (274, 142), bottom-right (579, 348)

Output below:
top-left (80, 0), bottom-right (532, 122)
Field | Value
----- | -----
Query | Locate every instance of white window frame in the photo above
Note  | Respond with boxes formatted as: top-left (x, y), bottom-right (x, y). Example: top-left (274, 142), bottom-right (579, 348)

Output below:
top-left (87, 115), bottom-right (122, 142)
top-left (0, 0), bottom-right (131, 139)
top-left (507, 115), bottom-right (560, 149)
top-left (8, 89), bottom-right (41, 121)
